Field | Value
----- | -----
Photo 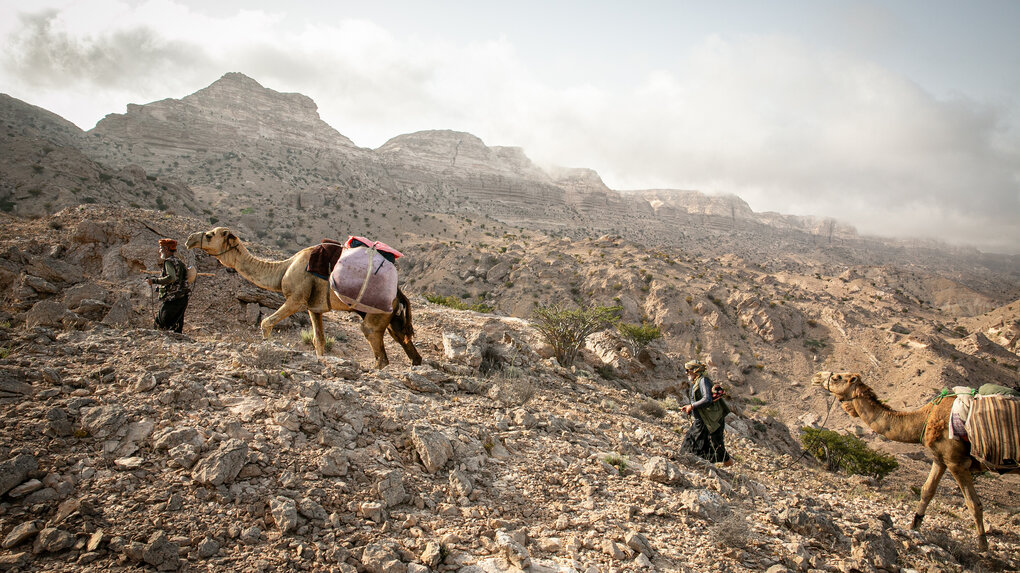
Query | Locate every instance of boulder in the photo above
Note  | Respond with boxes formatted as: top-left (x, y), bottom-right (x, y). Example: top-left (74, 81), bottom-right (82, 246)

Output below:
top-left (410, 425), bottom-right (453, 473)
top-left (191, 439), bottom-right (248, 486)
top-left (25, 299), bottom-right (70, 328)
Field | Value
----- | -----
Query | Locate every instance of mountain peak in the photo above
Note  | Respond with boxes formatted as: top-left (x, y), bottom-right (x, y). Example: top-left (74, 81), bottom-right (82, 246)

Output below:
top-left (217, 71), bottom-right (264, 87)
top-left (90, 73), bottom-right (357, 152)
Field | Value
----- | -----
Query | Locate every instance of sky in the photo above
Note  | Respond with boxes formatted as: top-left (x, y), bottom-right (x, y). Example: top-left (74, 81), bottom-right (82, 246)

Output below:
top-left (1, 1), bottom-right (1018, 254)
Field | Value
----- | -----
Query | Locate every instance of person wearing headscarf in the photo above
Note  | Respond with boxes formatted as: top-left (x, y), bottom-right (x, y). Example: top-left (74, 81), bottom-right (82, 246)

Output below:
top-left (146, 238), bottom-right (190, 332)
top-left (679, 359), bottom-right (733, 466)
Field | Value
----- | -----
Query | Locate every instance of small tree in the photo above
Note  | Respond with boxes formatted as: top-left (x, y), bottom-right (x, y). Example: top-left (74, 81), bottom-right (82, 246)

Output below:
top-left (800, 427), bottom-right (899, 480)
top-left (533, 303), bottom-right (621, 367)
top-left (618, 321), bottom-right (662, 353)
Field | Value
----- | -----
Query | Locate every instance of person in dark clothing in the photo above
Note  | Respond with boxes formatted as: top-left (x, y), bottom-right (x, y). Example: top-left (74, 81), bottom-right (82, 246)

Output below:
top-left (147, 238), bottom-right (189, 333)
top-left (679, 359), bottom-right (733, 466)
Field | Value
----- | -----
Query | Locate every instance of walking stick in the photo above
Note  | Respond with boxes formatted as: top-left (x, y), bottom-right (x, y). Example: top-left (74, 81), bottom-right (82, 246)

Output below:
top-left (149, 282), bottom-right (159, 326)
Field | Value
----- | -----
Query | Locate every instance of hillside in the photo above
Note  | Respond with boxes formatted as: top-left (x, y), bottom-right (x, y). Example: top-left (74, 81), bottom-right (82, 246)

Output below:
top-left (1, 206), bottom-right (1019, 572)
top-left (1, 73), bottom-right (1020, 571)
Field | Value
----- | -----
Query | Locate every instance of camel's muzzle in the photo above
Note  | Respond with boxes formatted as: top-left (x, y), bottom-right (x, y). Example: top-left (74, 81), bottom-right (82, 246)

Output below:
top-left (813, 372), bottom-right (833, 390)
top-left (185, 232), bottom-right (203, 249)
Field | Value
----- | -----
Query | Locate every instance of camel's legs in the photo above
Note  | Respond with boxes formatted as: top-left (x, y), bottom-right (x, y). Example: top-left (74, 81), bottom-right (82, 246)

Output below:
top-left (912, 461), bottom-right (947, 530)
top-left (308, 310), bottom-right (326, 357)
top-left (388, 324), bottom-right (422, 365)
top-left (361, 313), bottom-right (390, 369)
top-left (947, 464), bottom-right (987, 551)
top-left (260, 298), bottom-right (305, 341)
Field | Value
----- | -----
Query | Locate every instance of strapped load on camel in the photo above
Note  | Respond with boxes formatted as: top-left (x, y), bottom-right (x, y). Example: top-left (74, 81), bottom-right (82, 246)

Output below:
top-left (946, 383), bottom-right (1020, 470)
top-left (329, 236), bottom-right (403, 314)
top-left (964, 384), bottom-right (1020, 470)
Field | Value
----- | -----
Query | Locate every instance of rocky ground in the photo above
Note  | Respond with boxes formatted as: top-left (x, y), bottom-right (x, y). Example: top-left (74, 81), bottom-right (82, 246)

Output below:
top-left (2, 311), bottom-right (1019, 573)
top-left (1, 207), bottom-right (1019, 572)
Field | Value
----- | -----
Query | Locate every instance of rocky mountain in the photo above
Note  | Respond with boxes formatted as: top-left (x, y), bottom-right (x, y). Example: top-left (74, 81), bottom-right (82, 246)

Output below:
top-left (0, 95), bottom-right (198, 219)
top-left (94, 72), bottom-right (359, 154)
top-left (1, 74), bottom-right (1019, 571)
top-left (4, 74), bottom-right (1018, 274)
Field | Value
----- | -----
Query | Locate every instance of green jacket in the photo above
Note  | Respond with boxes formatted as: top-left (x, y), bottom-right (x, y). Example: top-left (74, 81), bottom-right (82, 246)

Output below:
top-left (153, 256), bottom-right (188, 300)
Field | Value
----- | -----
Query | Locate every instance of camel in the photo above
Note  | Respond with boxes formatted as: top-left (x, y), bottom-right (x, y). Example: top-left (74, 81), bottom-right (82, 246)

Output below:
top-left (812, 371), bottom-right (1019, 551)
top-left (185, 227), bottom-right (422, 369)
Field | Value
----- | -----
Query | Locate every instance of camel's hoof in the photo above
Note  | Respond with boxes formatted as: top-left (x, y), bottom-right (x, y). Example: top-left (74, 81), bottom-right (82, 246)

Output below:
top-left (977, 536), bottom-right (988, 552)
top-left (911, 514), bottom-right (924, 529)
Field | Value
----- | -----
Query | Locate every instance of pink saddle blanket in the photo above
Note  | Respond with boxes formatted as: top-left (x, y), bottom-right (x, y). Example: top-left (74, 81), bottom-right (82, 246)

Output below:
top-left (329, 238), bottom-right (400, 314)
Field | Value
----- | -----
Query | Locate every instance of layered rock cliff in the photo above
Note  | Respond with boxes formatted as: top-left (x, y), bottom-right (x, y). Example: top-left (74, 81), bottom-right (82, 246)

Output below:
top-left (92, 72), bottom-right (358, 156)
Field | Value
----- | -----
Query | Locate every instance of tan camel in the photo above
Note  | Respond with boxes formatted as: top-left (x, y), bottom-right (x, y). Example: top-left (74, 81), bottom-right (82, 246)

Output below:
top-left (185, 227), bottom-right (422, 368)
top-left (812, 371), bottom-right (1019, 551)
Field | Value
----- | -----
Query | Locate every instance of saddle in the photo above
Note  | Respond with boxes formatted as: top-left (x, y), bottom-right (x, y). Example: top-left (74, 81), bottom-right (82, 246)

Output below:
top-left (306, 239), bottom-right (345, 280)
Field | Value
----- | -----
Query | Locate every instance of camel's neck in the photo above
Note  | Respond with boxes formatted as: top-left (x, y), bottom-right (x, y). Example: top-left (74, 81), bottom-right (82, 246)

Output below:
top-left (849, 388), bottom-right (933, 443)
top-left (217, 244), bottom-right (292, 292)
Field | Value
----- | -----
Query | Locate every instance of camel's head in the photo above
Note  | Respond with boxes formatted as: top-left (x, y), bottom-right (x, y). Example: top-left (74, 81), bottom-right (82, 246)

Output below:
top-left (186, 227), bottom-right (240, 257)
top-left (811, 371), bottom-right (864, 417)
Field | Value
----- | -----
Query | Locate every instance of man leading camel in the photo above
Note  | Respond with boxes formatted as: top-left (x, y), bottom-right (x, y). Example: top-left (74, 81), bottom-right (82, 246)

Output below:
top-left (679, 360), bottom-right (733, 467)
top-left (147, 238), bottom-right (190, 333)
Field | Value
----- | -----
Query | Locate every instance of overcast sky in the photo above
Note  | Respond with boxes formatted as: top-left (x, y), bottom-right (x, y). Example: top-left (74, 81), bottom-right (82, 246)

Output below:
top-left (1, 1), bottom-right (1018, 254)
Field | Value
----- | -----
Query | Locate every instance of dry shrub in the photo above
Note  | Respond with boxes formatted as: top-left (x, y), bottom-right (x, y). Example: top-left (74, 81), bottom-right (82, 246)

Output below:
top-left (487, 365), bottom-right (535, 408)
top-left (248, 344), bottom-right (291, 369)
top-left (630, 398), bottom-right (666, 419)
top-left (711, 512), bottom-right (749, 549)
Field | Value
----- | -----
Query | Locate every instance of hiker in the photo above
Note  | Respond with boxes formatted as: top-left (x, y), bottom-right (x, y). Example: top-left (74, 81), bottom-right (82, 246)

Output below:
top-left (679, 360), bottom-right (733, 467)
top-left (146, 238), bottom-right (190, 333)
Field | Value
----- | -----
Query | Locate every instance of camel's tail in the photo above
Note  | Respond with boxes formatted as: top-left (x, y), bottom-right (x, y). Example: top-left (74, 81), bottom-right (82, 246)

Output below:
top-left (390, 288), bottom-right (414, 342)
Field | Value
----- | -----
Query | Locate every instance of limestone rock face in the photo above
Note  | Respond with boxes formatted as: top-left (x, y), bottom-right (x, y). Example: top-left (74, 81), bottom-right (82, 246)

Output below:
top-left (93, 73), bottom-right (357, 155)
top-left (376, 129), bottom-right (573, 221)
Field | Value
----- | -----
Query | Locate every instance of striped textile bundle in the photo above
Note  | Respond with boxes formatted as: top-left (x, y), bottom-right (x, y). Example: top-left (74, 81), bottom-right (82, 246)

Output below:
top-left (965, 395), bottom-right (1020, 468)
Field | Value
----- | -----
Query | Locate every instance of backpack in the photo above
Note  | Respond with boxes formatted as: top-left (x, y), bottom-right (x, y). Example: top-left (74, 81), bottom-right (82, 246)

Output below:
top-left (711, 383), bottom-right (731, 418)
top-left (978, 383), bottom-right (1020, 397)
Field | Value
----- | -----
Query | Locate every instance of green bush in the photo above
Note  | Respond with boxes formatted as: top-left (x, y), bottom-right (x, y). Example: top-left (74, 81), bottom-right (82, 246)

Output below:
top-left (533, 303), bottom-right (621, 367)
top-left (800, 427), bottom-right (899, 480)
top-left (603, 454), bottom-right (629, 474)
top-left (803, 338), bottom-right (828, 353)
top-left (618, 321), bottom-right (662, 351)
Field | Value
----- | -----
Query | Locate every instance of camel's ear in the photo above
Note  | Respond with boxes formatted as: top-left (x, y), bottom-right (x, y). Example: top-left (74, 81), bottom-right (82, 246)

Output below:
top-left (849, 374), bottom-right (861, 384)
top-left (227, 232), bottom-right (239, 246)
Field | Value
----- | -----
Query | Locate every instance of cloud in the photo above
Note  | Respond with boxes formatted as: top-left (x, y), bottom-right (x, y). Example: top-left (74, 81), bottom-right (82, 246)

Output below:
top-left (5, 9), bottom-right (204, 89)
top-left (493, 35), bottom-right (1020, 252)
